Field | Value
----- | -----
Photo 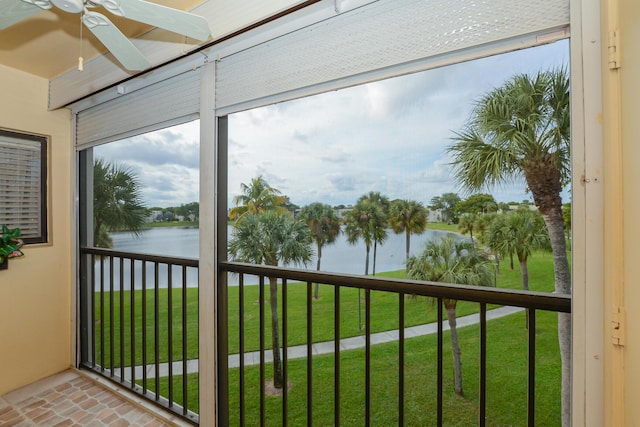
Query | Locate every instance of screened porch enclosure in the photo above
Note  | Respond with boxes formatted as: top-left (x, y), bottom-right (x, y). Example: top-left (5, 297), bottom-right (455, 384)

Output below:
top-left (73, 0), bottom-right (576, 424)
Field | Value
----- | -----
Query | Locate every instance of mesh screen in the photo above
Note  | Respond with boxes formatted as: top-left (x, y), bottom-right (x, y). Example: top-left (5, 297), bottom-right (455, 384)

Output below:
top-left (216, 0), bottom-right (569, 110)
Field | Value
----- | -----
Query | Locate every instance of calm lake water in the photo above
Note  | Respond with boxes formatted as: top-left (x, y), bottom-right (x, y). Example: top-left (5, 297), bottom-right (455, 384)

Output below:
top-left (102, 226), bottom-right (460, 289)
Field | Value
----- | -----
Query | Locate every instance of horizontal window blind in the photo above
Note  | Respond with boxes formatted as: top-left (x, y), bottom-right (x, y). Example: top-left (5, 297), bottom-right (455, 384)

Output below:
top-left (216, 0), bottom-right (569, 112)
top-left (75, 68), bottom-right (201, 149)
top-left (0, 130), bottom-right (47, 243)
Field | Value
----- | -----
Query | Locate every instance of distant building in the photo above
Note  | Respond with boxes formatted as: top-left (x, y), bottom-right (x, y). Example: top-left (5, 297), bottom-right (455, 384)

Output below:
top-left (147, 210), bottom-right (163, 222)
top-left (427, 209), bottom-right (443, 223)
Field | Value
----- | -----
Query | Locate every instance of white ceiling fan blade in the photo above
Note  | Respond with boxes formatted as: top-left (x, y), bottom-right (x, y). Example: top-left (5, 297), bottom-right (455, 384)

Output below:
top-left (0, 0), bottom-right (51, 30)
top-left (93, 0), bottom-right (211, 41)
top-left (83, 11), bottom-right (150, 71)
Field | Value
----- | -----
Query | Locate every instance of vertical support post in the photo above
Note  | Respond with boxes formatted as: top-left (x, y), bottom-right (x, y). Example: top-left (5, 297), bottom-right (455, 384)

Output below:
top-left (217, 116), bottom-right (230, 423)
top-left (603, 1), bottom-right (625, 426)
top-left (199, 61), bottom-right (218, 426)
top-left (77, 148), bottom-right (94, 367)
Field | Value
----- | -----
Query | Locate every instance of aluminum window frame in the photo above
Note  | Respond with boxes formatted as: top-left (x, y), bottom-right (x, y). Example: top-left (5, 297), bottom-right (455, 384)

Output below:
top-left (0, 128), bottom-right (48, 244)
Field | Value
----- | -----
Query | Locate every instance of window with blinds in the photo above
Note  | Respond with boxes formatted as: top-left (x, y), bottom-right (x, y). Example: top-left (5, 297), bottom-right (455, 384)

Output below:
top-left (0, 129), bottom-right (48, 244)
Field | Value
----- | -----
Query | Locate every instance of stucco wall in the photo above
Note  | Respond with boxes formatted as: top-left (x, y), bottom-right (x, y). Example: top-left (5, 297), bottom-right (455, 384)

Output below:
top-left (0, 65), bottom-right (72, 394)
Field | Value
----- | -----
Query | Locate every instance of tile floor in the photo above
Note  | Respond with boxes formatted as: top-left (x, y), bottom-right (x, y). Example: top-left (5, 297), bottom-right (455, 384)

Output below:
top-left (0, 370), bottom-right (190, 426)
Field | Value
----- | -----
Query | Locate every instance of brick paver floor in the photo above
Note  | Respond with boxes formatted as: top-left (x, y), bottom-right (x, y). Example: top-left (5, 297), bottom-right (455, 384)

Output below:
top-left (0, 370), bottom-right (185, 426)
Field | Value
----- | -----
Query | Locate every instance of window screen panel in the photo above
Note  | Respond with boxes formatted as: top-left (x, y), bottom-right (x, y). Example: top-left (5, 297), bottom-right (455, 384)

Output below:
top-left (0, 130), bottom-right (47, 243)
top-left (216, 0), bottom-right (570, 110)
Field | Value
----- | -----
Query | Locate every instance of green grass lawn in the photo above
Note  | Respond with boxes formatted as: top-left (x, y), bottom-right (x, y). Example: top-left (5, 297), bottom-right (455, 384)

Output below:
top-left (428, 222), bottom-right (463, 234)
top-left (158, 308), bottom-right (561, 426)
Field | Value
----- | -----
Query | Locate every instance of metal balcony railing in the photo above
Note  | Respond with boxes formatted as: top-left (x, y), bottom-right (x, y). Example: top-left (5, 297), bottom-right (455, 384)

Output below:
top-left (78, 250), bottom-right (570, 426)
top-left (218, 261), bottom-right (571, 427)
top-left (79, 247), bottom-right (200, 424)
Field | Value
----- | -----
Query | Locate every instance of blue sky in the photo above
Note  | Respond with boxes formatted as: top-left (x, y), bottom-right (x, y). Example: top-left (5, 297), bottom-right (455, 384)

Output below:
top-left (95, 39), bottom-right (570, 209)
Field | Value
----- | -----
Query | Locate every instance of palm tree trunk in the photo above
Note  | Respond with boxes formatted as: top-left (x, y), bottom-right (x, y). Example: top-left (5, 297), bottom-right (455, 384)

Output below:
top-left (373, 241), bottom-right (377, 276)
top-left (359, 245), bottom-right (371, 330)
top-left (268, 276), bottom-right (283, 389)
top-left (519, 258), bottom-right (529, 291)
top-left (519, 257), bottom-right (530, 327)
top-left (405, 230), bottom-right (411, 265)
top-left (445, 300), bottom-right (463, 396)
top-left (526, 160), bottom-right (571, 426)
top-left (364, 245), bottom-right (370, 276)
top-left (540, 208), bottom-right (571, 427)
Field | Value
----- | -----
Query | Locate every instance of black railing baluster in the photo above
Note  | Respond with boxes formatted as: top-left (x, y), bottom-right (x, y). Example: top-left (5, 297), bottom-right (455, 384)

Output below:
top-left (437, 297), bottom-right (443, 427)
top-left (168, 263), bottom-right (174, 407)
top-left (109, 256), bottom-right (114, 377)
top-left (479, 303), bottom-right (487, 427)
top-left (259, 275), bottom-right (265, 427)
top-left (399, 292), bottom-right (405, 426)
top-left (130, 259), bottom-right (136, 388)
top-left (100, 255), bottom-right (105, 372)
top-left (239, 274), bottom-right (245, 427)
top-left (119, 256), bottom-right (125, 383)
top-left (91, 254), bottom-right (96, 369)
top-left (306, 280), bottom-right (313, 427)
top-left (282, 278), bottom-right (289, 427)
top-left (142, 260), bottom-right (147, 394)
top-left (528, 309), bottom-right (536, 427)
top-left (182, 265), bottom-right (188, 416)
top-left (365, 288), bottom-right (371, 427)
top-left (334, 285), bottom-right (340, 427)
top-left (154, 261), bottom-right (160, 400)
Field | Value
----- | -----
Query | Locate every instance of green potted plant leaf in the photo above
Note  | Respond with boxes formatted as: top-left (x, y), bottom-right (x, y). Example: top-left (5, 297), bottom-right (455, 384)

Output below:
top-left (0, 225), bottom-right (24, 270)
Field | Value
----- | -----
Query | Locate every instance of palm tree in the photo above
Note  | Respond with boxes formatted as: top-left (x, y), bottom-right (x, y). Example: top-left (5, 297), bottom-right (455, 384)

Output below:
top-left (406, 236), bottom-right (494, 396)
top-left (447, 68), bottom-right (571, 425)
top-left (344, 197), bottom-right (387, 276)
top-left (489, 210), bottom-right (550, 291)
top-left (477, 213), bottom-right (504, 274)
top-left (344, 197), bottom-right (387, 330)
top-left (356, 192), bottom-right (389, 275)
top-left (93, 158), bottom-right (147, 248)
top-left (229, 175), bottom-right (288, 222)
top-left (299, 203), bottom-right (342, 299)
top-left (228, 211), bottom-right (312, 389)
top-left (388, 199), bottom-right (428, 265)
top-left (457, 213), bottom-right (480, 243)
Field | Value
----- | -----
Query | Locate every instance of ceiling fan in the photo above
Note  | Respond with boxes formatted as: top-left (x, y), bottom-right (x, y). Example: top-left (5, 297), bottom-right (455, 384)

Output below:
top-left (0, 0), bottom-right (212, 71)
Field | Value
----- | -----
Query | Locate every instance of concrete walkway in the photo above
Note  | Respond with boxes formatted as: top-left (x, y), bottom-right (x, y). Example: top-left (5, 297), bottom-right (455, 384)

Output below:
top-left (118, 306), bottom-right (523, 380)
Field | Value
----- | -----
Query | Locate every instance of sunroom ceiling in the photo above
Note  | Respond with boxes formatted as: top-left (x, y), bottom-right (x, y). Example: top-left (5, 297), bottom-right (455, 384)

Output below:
top-left (0, 0), bottom-right (204, 79)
